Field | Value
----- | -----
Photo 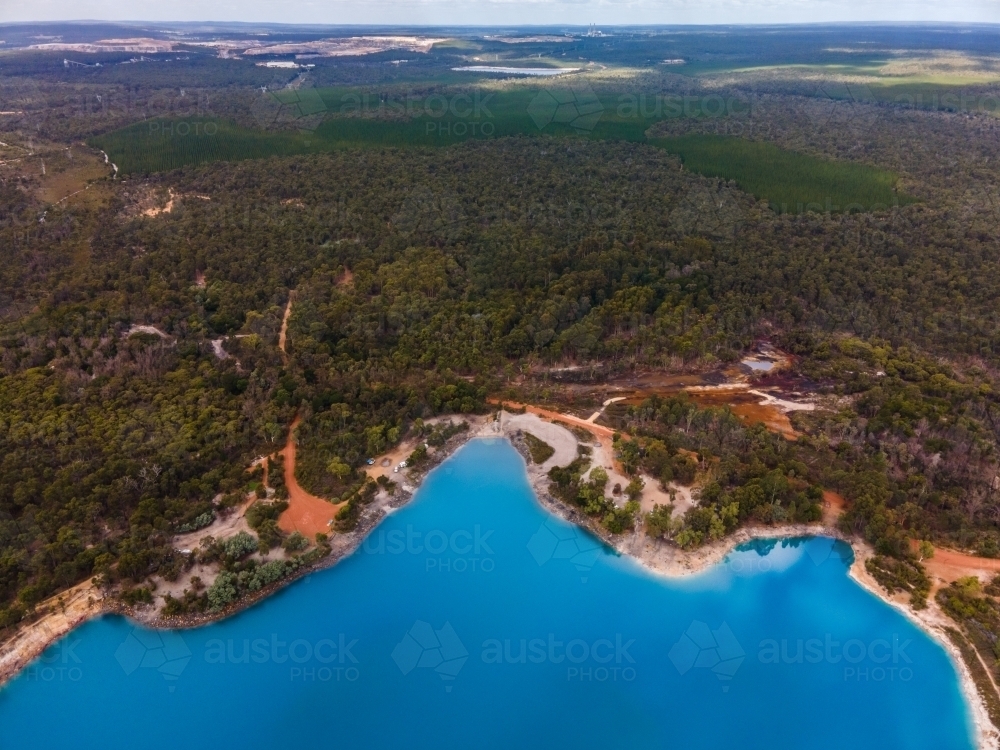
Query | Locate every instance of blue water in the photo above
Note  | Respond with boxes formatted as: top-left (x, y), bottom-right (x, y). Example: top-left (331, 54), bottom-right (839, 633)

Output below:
top-left (0, 438), bottom-right (973, 749)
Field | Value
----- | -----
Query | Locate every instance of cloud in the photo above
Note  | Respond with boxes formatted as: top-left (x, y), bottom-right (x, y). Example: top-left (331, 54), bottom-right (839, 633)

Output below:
top-left (4, 1), bottom-right (999, 24)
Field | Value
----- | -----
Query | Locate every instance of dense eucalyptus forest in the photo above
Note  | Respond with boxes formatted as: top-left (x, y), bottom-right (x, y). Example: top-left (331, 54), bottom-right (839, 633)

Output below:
top-left (3, 25), bottom-right (1000, 661)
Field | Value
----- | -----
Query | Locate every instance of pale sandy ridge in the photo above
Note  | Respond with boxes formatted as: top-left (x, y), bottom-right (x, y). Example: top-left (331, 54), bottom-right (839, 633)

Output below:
top-left (0, 580), bottom-right (102, 686)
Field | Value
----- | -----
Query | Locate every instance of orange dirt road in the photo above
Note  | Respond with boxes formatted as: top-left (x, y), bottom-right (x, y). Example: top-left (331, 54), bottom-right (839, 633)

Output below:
top-left (490, 399), bottom-right (625, 441)
top-left (822, 490), bottom-right (846, 526)
top-left (278, 293), bottom-right (294, 360)
top-left (277, 416), bottom-right (344, 537)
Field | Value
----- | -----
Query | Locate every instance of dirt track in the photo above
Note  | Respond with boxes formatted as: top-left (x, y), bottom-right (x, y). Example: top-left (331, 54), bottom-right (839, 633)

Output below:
top-left (278, 293), bottom-right (293, 359)
top-left (276, 416), bottom-right (344, 537)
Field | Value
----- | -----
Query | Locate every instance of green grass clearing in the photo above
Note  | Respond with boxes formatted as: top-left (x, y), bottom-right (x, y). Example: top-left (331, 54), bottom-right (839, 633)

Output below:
top-left (91, 86), bottom-right (912, 215)
top-left (650, 134), bottom-right (913, 213)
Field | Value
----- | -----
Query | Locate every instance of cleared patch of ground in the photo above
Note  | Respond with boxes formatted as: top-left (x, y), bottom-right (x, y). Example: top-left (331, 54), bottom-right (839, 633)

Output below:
top-left (501, 412), bottom-right (577, 472)
top-left (277, 416), bottom-right (344, 537)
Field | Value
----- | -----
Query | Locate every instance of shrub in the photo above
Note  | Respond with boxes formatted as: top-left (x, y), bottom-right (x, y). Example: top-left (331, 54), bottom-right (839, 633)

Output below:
top-left (207, 571), bottom-right (238, 611)
top-left (646, 504), bottom-right (677, 539)
top-left (245, 500), bottom-right (289, 530)
top-left (223, 532), bottom-right (258, 560)
top-left (176, 512), bottom-right (214, 534)
top-left (283, 532), bottom-right (309, 553)
top-left (120, 587), bottom-right (154, 606)
top-left (524, 433), bottom-right (555, 464)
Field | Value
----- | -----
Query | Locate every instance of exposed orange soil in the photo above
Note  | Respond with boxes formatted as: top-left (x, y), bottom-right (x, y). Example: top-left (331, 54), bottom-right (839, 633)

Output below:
top-left (278, 293), bottom-right (294, 359)
top-left (493, 399), bottom-right (623, 441)
top-left (913, 541), bottom-right (1000, 590)
top-left (338, 268), bottom-right (354, 287)
top-left (274, 290), bottom-right (345, 536)
top-left (685, 389), bottom-right (799, 440)
top-left (614, 384), bottom-right (800, 441)
top-left (822, 490), bottom-right (846, 526)
top-left (277, 416), bottom-right (345, 538)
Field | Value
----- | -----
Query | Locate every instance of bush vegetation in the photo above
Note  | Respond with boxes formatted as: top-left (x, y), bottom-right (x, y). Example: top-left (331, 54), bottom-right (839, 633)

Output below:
top-left (524, 433), bottom-right (555, 464)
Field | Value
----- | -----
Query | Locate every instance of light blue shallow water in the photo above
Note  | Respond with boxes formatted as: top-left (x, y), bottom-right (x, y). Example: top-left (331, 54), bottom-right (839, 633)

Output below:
top-left (0, 438), bottom-right (973, 749)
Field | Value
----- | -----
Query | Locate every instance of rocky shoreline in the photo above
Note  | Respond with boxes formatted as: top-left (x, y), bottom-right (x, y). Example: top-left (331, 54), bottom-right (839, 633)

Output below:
top-left (104, 421), bottom-right (487, 632)
top-left (506, 430), bottom-right (999, 750)
top-left (1, 423), bottom-right (998, 749)
top-left (0, 419), bottom-right (480, 686)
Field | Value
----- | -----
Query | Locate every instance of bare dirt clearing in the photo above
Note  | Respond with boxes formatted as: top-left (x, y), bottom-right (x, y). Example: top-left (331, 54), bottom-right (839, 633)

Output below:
top-left (277, 416), bottom-right (345, 537)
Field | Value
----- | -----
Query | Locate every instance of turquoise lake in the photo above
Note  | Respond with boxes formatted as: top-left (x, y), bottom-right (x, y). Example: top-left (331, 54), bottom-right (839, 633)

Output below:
top-left (0, 438), bottom-right (974, 749)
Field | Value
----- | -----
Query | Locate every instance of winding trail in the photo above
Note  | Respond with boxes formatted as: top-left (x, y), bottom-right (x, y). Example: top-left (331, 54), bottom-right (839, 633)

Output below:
top-left (492, 399), bottom-right (644, 509)
top-left (491, 399), bottom-right (624, 440)
top-left (278, 292), bottom-right (294, 360)
top-left (274, 290), bottom-right (344, 536)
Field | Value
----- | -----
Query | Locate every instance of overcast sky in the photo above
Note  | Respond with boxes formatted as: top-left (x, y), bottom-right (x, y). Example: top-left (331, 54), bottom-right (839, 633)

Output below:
top-left (2, 0), bottom-right (999, 26)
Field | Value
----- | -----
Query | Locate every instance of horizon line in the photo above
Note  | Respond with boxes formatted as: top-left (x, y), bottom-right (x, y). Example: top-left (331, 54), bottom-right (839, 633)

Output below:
top-left (4, 20), bottom-right (1000, 28)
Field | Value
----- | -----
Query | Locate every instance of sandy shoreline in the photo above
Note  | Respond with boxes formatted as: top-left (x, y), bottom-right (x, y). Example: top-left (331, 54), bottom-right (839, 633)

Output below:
top-left (501, 422), bottom-right (999, 750)
top-left (1, 416), bottom-right (997, 748)
top-left (0, 416), bottom-right (485, 689)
